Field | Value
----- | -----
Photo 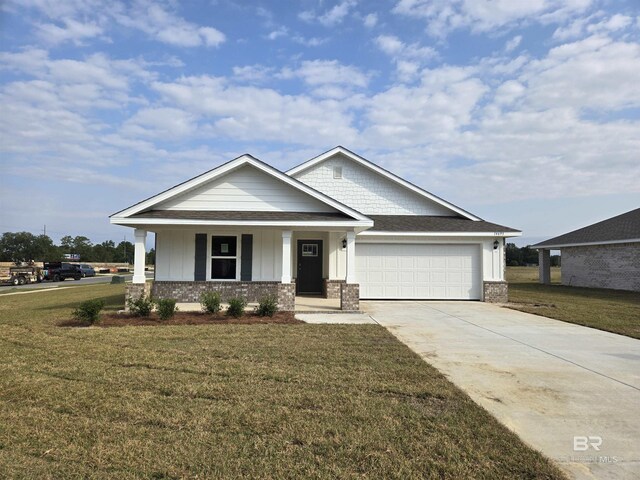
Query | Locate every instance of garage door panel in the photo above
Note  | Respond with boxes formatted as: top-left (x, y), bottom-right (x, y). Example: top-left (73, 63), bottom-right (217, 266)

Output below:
top-left (356, 243), bottom-right (481, 300)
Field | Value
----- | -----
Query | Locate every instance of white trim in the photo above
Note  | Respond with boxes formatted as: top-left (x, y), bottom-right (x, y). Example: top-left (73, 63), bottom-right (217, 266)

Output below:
top-left (110, 217), bottom-right (372, 228)
top-left (111, 155), bottom-right (371, 224)
top-left (358, 231), bottom-right (522, 237)
top-left (287, 146), bottom-right (481, 221)
top-left (535, 238), bottom-right (640, 249)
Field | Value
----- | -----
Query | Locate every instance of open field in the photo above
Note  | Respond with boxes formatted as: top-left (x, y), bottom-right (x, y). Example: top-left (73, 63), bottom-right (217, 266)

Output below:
top-left (0, 284), bottom-right (564, 479)
top-left (507, 266), bottom-right (640, 339)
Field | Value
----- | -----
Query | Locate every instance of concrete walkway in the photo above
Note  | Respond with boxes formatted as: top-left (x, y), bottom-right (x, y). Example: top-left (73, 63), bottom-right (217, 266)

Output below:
top-left (362, 301), bottom-right (640, 480)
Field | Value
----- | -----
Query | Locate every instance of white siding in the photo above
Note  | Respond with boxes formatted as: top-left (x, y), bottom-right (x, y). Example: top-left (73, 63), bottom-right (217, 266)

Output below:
top-left (158, 165), bottom-right (335, 212)
top-left (155, 230), bottom-right (195, 281)
top-left (156, 229), bottom-right (283, 282)
top-left (293, 154), bottom-right (455, 215)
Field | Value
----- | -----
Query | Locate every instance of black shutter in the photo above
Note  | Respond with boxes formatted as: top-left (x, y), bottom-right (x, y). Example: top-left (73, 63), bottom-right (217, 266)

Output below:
top-left (194, 233), bottom-right (207, 281)
top-left (241, 234), bottom-right (253, 281)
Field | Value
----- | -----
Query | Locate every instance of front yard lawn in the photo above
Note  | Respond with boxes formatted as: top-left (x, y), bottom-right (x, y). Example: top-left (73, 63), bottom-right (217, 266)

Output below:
top-left (0, 284), bottom-right (564, 479)
top-left (507, 267), bottom-right (640, 339)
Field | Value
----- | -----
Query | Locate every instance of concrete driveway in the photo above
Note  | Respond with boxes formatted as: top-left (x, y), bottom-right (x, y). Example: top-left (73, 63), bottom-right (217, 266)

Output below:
top-left (362, 301), bottom-right (640, 480)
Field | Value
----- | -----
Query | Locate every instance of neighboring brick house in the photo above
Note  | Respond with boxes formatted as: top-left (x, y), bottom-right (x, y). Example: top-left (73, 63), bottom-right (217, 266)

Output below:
top-left (111, 146), bottom-right (521, 310)
top-left (534, 208), bottom-right (640, 292)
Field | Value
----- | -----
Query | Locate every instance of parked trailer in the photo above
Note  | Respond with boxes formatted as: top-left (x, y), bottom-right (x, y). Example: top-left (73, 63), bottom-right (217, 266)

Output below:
top-left (3, 266), bottom-right (43, 285)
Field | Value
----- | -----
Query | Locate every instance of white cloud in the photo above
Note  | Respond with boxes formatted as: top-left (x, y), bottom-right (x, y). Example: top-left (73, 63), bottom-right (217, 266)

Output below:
top-left (35, 17), bottom-right (104, 45)
top-left (363, 13), bottom-right (378, 28)
top-left (10, 0), bottom-right (225, 48)
top-left (300, 0), bottom-right (358, 27)
top-left (280, 60), bottom-right (370, 88)
top-left (504, 35), bottom-right (522, 52)
top-left (266, 26), bottom-right (288, 40)
top-left (151, 75), bottom-right (360, 145)
top-left (232, 64), bottom-right (275, 83)
top-left (375, 34), bottom-right (437, 81)
top-left (393, 0), bottom-right (594, 37)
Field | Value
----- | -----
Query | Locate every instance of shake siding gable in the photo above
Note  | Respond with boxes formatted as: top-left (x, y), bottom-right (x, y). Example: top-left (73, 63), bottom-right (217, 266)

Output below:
top-left (157, 165), bottom-right (336, 213)
top-left (293, 154), bottom-right (455, 216)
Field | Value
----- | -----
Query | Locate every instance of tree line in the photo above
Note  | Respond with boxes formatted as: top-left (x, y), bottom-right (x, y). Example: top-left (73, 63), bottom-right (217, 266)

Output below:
top-left (506, 243), bottom-right (560, 267)
top-left (0, 232), bottom-right (155, 264)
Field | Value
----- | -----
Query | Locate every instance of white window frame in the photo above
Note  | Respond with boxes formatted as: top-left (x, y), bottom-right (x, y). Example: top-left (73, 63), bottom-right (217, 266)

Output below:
top-left (209, 234), bottom-right (241, 281)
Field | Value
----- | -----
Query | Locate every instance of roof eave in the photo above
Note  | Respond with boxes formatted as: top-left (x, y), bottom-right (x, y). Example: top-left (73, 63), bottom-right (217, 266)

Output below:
top-left (359, 231), bottom-right (522, 237)
top-left (534, 238), bottom-right (640, 249)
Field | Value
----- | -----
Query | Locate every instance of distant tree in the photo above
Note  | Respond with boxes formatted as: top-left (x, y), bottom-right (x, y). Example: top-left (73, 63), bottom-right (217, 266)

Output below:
top-left (146, 248), bottom-right (155, 266)
top-left (114, 241), bottom-right (134, 264)
top-left (0, 232), bottom-right (59, 262)
top-left (92, 240), bottom-right (116, 263)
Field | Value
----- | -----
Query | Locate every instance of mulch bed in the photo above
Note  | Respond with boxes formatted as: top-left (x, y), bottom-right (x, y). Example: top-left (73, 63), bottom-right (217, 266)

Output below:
top-left (59, 311), bottom-right (302, 328)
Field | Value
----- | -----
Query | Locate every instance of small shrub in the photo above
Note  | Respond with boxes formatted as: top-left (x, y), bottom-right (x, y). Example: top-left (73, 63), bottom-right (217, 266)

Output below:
top-left (255, 295), bottom-right (278, 317)
top-left (110, 275), bottom-right (125, 284)
top-left (226, 297), bottom-right (247, 318)
top-left (200, 291), bottom-right (221, 314)
top-left (128, 294), bottom-right (153, 317)
top-left (156, 298), bottom-right (178, 320)
top-left (73, 299), bottom-right (105, 325)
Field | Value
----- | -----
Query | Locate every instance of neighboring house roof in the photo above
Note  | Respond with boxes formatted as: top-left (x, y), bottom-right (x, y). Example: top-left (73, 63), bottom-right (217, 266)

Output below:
top-left (110, 154), bottom-right (373, 227)
top-left (287, 146), bottom-right (481, 221)
top-left (361, 215), bottom-right (521, 236)
top-left (533, 208), bottom-right (640, 248)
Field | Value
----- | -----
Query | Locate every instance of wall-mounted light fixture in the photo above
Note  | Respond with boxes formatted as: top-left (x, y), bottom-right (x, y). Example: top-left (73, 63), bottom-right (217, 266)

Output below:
top-left (342, 238), bottom-right (347, 249)
top-left (493, 240), bottom-right (500, 250)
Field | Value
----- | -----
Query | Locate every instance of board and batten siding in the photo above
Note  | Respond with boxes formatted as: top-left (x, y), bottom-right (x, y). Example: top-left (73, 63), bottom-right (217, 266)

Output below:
top-left (155, 230), bottom-right (196, 281)
top-left (157, 165), bottom-right (335, 213)
top-left (293, 154), bottom-right (454, 216)
top-left (155, 229), bottom-right (284, 282)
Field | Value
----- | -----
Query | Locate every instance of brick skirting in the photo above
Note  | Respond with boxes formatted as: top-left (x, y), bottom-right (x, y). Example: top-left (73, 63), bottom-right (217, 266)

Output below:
top-left (324, 279), bottom-right (345, 299)
top-left (483, 281), bottom-right (508, 303)
top-left (340, 283), bottom-right (360, 311)
top-left (277, 283), bottom-right (296, 311)
top-left (152, 281), bottom-right (280, 304)
top-left (125, 282), bottom-right (151, 312)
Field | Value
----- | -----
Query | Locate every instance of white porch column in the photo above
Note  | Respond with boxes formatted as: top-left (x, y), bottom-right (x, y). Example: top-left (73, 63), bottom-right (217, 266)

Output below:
top-left (132, 228), bottom-right (147, 284)
top-left (345, 231), bottom-right (356, 283)
top-left (281, 230), bottom-right (292, 283)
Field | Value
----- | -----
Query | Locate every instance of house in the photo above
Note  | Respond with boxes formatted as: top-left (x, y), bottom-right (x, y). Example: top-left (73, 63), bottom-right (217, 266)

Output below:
top-left (534, 208), bottom-right (640, 292)
top-left (110, 147), bottom-right (521, 310)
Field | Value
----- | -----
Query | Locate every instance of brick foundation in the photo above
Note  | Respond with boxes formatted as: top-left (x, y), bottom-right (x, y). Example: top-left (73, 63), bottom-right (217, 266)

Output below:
top-left (324, 279), bottom-right (345, 299)
top-left (340, 283), bottom-right (360, 311)
top-left (483, 281), bottom-right (508, 303)
top-left (125, 282), bottom-right (151, 312)
top-left (152, 281), bottom-right (281, 304)
top-left (277, 283), bottom-right (296, 311)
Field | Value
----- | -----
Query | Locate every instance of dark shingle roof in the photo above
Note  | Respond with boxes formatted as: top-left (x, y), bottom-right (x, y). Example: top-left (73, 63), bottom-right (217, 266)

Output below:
top-left (368, 215), bottom-right (520, 233)
top-left (533, 208), bottom-right (640, 248)
top-left (131, 210), bottom-right (354, 222)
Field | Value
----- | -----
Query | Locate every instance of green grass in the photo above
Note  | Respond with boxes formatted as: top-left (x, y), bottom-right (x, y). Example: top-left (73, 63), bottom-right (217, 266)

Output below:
top-left (0, 284), bottom-right (565, 479)
top-left (507, 267), bottom-right (640, 339)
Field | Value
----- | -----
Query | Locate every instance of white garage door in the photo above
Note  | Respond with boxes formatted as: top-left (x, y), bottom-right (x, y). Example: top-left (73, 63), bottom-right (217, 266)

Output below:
top-left (356, 243), bottom-right (481, 300)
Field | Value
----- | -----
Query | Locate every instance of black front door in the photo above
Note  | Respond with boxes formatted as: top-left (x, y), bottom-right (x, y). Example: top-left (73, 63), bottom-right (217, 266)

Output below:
top-left (296, 240), bottom-right (323, 295)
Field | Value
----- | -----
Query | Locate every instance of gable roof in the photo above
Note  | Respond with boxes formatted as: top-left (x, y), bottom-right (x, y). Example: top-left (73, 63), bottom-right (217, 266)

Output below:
top-left (110, 154), bottom-right (373, 226)
top-left (533, 208), bottom-right (640, 248)
top-left (287, 146), bottom-right (481, 221)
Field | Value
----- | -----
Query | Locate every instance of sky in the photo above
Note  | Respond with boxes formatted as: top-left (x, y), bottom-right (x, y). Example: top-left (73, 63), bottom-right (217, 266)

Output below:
top-left (1, 0), bottom-right (639, 248)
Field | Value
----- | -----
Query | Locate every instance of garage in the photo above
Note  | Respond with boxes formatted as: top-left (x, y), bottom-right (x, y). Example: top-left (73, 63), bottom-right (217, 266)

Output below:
top-left (355, 243), bottom-right (482, 299)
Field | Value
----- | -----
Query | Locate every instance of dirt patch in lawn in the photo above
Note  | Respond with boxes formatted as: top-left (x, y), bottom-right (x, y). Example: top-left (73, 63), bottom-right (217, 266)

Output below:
top-left (59, 311), bottom-right (302, 327)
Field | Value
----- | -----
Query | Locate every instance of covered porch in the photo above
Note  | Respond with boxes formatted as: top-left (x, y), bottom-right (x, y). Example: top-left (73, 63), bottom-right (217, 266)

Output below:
top-left (128, 225), bottom-right (362, 312)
